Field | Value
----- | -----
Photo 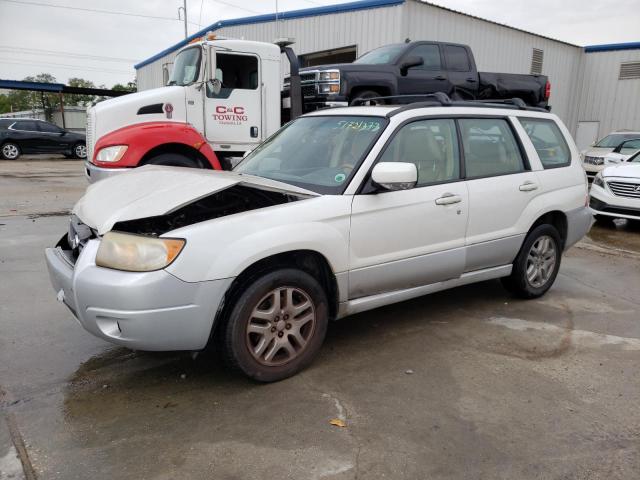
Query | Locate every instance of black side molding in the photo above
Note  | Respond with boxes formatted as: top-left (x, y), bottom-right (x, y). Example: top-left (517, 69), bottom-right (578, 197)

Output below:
top-left (137, 103), bottom-right (164, 115)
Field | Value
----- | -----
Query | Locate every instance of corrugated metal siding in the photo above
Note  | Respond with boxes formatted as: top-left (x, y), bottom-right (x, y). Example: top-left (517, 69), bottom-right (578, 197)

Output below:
top-left (575, 49), bottom-right (640, 139)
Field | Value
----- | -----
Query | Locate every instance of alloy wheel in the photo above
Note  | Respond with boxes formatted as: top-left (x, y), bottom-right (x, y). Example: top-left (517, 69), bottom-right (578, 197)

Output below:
top-left (526, 235), bottom-right (557, 288)
top-left (245, 286), bottom-right (316, 366)
top-left (75, 144), bottom-right (87, 159)
top-left (2, 143), bottom-right (19, 159)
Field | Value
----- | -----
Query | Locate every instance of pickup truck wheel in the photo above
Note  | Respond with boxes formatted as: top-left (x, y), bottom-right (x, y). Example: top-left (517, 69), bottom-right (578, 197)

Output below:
top-left (350, 90), bottom-right (385, 106)
top-left (145, 153), bottom-right (203, 168)
top-left (501, 224), bottom-right (562, 299)
top-left (221, 268), bottom-right (328, 382)
top-left (1, 142), bottom-right (20, 160)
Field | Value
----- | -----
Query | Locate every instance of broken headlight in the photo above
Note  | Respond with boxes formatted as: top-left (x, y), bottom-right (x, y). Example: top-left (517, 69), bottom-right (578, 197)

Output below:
top-left (96, 232), bottom-right (185, 272)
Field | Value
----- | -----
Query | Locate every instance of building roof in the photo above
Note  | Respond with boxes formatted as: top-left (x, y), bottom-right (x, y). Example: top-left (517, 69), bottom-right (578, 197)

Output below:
top-left (135, 0), bottom-right (588, 70)
top-left (0, 79), bottom-right (130, 97)
top-left (585, 42), bottom-right (640, 53)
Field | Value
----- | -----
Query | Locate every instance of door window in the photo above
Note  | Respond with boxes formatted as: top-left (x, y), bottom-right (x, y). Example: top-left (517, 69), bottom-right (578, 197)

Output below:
top-left (444, 45), bottom-right (471, 72)
top-left (38, 121), bottom-right (62, 133)
top-left (407, 44), bottom-right (442, 71)
top-left (207, 53), bottom-right (258, 97)
top-left (459, 118), bottom-right (525, 177)
top-left (14, 121), bottom-right (39, 132)
top-left (518, 118), bottom-right (571, 168)
top-left (379, 119), bottom-right (460, 185)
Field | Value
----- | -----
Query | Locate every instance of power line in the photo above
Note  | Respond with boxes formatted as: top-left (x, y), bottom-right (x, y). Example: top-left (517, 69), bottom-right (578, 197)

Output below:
top-left (0, 58), bottom-right (132, 75)
top-left (0, 0), bottom-right (185, 22)
top-left (0, 46), bottom-right (139, 63)
top-left (208, 0), bottom-right (262, 15)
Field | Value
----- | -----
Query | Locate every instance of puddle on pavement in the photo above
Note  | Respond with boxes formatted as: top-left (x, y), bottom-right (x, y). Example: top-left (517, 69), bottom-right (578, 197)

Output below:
top-left (587, 219), bottom-right (640, 253)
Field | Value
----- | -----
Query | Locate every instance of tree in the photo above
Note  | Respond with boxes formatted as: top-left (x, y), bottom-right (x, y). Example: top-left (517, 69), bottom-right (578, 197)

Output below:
top-left (66, 77), bottom-right (97, 107)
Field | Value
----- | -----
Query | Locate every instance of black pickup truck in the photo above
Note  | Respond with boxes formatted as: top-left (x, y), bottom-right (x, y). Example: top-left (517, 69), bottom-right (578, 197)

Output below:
top-left (284, 41), bottom-right (550, 112)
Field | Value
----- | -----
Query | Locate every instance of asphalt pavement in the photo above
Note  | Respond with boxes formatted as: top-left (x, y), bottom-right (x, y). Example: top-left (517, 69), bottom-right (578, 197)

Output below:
top-left (1, 158), bottom-right (639, 479)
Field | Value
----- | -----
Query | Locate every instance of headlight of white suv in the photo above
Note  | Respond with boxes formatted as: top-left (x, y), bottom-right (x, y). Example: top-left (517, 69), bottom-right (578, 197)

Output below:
top-left (96, 232), bottom-right (185, 272)
top-left (593, 172), bottom-right (605, 188)
top-left (96, 145), bottom-right (128, 163)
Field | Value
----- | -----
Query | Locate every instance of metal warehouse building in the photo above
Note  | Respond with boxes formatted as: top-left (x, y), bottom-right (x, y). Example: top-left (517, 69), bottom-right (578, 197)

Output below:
top-left (135, 0), bottom-right (640, 149)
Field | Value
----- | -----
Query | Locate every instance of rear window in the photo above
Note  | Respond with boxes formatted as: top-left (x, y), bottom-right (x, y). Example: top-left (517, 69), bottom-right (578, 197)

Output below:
top-left (444, 45), bottom-right (471, 72)
top-left (518, 118), bottom-right (571, 168)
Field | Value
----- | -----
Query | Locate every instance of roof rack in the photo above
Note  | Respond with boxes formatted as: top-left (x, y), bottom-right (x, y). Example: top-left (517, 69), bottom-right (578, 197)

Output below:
top-left (350, 93), bottom-right (549, 117)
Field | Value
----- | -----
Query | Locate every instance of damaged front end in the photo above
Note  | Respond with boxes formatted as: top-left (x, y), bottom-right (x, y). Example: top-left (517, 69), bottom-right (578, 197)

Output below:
top-left (112, 185), bottom-right (304, 236)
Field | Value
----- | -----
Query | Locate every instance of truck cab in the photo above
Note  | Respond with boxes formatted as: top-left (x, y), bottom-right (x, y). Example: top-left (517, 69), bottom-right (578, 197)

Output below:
top-left (85, 38), bottom-right (283, 182)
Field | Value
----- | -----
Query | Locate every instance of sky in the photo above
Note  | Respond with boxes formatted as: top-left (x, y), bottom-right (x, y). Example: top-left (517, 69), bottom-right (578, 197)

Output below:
top-left (0, 0), bottom-right (638, 87)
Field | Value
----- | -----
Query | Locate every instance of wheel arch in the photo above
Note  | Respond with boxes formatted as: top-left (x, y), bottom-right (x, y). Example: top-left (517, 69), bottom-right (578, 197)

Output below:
top-left (140, 142), bottom-right (212, 169)
top-left (209, 249), bottom-right (340, 347)
top-left (528, 210), bottom-right (568, 249)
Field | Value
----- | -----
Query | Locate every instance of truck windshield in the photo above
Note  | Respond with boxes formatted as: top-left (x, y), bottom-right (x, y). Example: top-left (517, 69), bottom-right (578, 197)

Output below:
top-left (235, 116), bottom-right (388, 194)
top-left (168, 47), bottom-right (201, 86)
top-left (595, 133), bottom-right (640, 148)
top-left (354, 44), bottom-right (404, 65)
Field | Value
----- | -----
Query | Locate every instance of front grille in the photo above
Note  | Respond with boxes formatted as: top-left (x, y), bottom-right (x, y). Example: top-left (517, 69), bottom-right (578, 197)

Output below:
top-left (86, 109), bottom-right (94, 162)
top-left (607, 180), bottom-right (640, 198)
top-left (584, 155), bottom-right (604, 165)
top-left (300, 72), bottom-right (317, 82)
top-left (67, 215), bottom-right (94, 262)
top-left (302, 84), bottom-right (317, 98)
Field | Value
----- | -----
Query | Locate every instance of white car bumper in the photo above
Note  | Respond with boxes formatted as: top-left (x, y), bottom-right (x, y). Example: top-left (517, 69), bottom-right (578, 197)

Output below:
top-left (589, 179), bottom-right (640, 220)
top-left (45, 237), bottom-right (233, 351)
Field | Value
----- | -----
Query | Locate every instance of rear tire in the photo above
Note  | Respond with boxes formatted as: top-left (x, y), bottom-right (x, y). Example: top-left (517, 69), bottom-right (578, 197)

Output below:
top-left (1, 142), bottom-right (20, 160)
top-left (501, 224), bottom-right (562, 299)
top-left (349, 90), bottom-right (385, 106)
top-left (220, 268), bottom-right (329, 382)
top-left (144, 153), bottom-right (203, 168)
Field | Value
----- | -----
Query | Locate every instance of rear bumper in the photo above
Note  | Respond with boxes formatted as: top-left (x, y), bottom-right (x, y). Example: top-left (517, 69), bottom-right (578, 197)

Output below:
top-left (45, 239), bottom-right (233, 351)
top-left (84, 161), bottom-right (130, 183)
top-left (565, 206), bottom-right (594, 249)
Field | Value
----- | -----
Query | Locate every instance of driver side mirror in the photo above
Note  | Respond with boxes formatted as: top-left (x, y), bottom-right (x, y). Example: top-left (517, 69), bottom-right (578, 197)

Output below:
top-left (399, 56), bottom-right (423, 76)
top-left (371, 162), bottom-right (417, 191)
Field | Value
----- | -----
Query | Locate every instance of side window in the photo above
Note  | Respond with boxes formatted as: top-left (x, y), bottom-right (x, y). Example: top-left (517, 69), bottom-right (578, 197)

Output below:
top-left (459, 118), bottom-right (525, 178)
top-left (518, 118), bottom-right (571, 168)
top-left (38, 122), bottom-right (62, 133)
top-left (444, 45), bottom-right (471, 72)
top-left (379, 119), bottom-right (460, 186)
top-left (207, 53), bottom-right (258, 97)
top-left (16, 121), bottom-right (39, 132)
top-left (408, 44), bottom-right (442, 71)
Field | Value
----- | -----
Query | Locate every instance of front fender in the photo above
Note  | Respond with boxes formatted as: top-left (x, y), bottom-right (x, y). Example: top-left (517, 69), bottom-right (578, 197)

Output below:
top-left (344, 71), bottom-right (398, 97)
top-left (92, 122), bottom-right (221, 170)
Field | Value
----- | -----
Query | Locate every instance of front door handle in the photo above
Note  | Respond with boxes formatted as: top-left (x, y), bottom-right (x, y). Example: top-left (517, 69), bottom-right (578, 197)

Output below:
top-left (435, 75), bottom-right (446, 81)
top-left (466, 77), bottom-right (477, 83)
top-left (435, 193), bottom-right (462, 205)
top-left (519, 181), bottom-right (538, 192)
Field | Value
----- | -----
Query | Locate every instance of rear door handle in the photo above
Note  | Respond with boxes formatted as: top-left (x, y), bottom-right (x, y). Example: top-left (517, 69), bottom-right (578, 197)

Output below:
top-left (435, 75), bottom-right (446, 81)
top-left (435, 193), bottom-right (462, 205)
top-left (519, 181), bottom-right (538, 192)
top-left (466, 77), bottom-right (477, 83)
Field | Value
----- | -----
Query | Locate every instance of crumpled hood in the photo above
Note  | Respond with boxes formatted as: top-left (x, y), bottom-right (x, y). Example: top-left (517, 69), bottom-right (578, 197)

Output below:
top-left (602, 163), bottom-right (640, 179)
top-left (74, 166), bottom-right (319, 235)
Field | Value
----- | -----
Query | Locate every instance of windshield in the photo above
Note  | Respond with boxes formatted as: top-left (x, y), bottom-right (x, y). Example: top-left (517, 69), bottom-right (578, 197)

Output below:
top-left (234, 116), bottom-right (388, 194)
top-left (594, 133), bottom-right (640, 148)
top-left (168, 47), bottom-right (201, 86)
top-left (354, 44), bottom-right (405, 65)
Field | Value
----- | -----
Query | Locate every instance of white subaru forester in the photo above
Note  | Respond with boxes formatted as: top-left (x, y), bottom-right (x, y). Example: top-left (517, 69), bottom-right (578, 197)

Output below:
top-left (46, 101), bottom-right (593, 381)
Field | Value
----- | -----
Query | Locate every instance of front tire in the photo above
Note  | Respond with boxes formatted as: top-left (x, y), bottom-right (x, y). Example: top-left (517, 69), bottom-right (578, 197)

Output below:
top-left (220, 269), bottom-right (329, 382)
top-left (144, 153), bottom-right (204, 168)
top-left (349, 90), bottom-right (385, 106)
top-left (1, 142), bottom-right (20, 160)
top-left (501, 224), bottom-right (562, 299)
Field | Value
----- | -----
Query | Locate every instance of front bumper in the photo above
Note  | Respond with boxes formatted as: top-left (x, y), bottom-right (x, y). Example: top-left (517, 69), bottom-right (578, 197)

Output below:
top-left (45, 238), bottom-right (233, 351)
top-left (589, 182), bottom-right (640, 220)
top-left (84, 161), bottom-right (130, 184)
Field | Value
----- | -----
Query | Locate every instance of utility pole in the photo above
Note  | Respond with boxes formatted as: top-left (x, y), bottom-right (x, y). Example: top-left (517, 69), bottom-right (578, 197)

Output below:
top-left (178, 0), bottom-right (188, 39)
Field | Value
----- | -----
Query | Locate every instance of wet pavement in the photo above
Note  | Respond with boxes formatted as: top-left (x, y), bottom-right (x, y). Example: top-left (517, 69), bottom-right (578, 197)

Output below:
top-left (1, 159), bottom-right (639, 479)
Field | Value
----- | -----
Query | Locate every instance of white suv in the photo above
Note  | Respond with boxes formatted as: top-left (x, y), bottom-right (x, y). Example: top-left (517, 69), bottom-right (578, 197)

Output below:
top-left (46, 101), bottom-right (593, 381)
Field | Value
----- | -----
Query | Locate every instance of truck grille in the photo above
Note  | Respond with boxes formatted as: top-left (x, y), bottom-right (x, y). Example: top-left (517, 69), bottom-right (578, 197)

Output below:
top-left (607, 180), bottom-right (640, 198)
top-left (300, 72), bottom-right (317, 83)
top-left (302, 85), bottom-right (317, 98)
top-left (584, 156), bottom-right (604, 165)
top-left (86, 109), bottom-right (94, 163)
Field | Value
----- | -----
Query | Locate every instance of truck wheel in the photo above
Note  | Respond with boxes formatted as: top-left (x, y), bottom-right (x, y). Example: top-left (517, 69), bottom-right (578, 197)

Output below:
top-left (73, 142), bottom-right (87, 159)
top-left (220, 268), bottom-right (329, 382)
top-left (350, 90), bottom-right (385, 106)
top-left (1, 142), bottom-right (20, 160)
top-left (144, 153), bottom-right (204, 168)
top-left (501, 224), bottom-right (562, 299)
